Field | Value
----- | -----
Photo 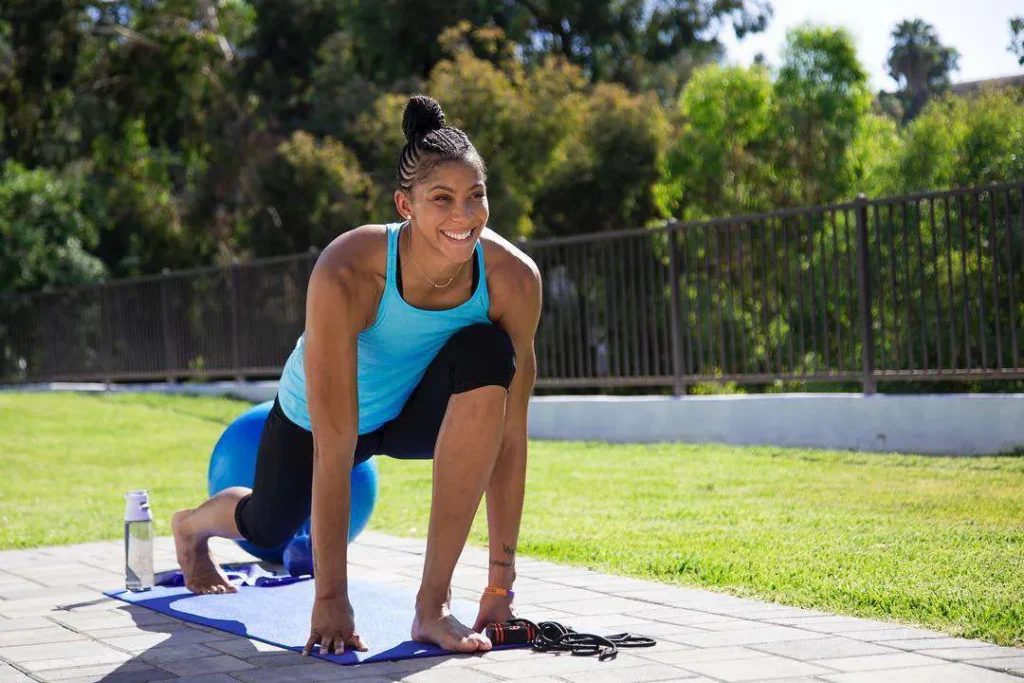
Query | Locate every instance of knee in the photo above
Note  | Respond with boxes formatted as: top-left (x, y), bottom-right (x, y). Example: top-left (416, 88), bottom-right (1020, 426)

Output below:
top-left (235, 496), bottom-right (300, 550)
top-left (444, 323), bottom-right (516, 393)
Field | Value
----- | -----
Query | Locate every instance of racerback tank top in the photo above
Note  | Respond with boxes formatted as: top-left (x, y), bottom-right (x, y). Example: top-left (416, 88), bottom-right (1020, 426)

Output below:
top-left (277, 222), bottom-right (491, 433)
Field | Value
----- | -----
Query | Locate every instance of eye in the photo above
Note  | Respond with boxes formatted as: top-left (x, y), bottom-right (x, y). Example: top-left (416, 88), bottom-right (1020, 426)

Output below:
top-left (473, 191), bottom-right (486, 199)
top-left (433, 195), bottom-right (452, 203)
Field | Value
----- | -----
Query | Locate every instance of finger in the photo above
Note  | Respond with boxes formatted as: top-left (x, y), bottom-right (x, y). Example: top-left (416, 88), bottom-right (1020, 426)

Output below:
top-left (349, 633), bottom-right (369, 652)
top-left (319, 636), bottom-right (335, 656)
top-left (303, 633), bottom-right (320, 656)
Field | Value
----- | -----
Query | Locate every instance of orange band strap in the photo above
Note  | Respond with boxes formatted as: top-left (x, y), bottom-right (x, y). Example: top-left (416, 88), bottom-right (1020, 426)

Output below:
top-left (483, 585), bottom-right (515, 599)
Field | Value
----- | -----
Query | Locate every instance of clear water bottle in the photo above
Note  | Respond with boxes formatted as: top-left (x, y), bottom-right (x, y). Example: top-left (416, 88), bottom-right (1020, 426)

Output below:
top-left (124, 490), bottom-right (154, 592)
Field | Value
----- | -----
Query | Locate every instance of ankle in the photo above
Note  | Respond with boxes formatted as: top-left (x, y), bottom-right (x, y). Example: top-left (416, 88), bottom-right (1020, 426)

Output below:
top-left (415, 588), bottom-right (450, 616)
top-left (173, 509), bottom-right (212, 548)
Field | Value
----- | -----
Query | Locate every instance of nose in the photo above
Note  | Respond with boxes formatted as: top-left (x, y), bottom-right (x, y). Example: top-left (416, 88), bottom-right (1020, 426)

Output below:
top-left (451, 200), bottom-right (474, 224)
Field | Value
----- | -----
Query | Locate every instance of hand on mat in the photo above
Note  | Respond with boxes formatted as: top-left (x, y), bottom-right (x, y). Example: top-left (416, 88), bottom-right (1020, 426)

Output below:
top-left (303, 595), bottom-right (368, 655)
top-left (473, 592), bottom-right (518, 633)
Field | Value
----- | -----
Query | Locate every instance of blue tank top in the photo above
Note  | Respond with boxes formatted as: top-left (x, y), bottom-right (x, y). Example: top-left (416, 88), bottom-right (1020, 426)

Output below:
top-left (277, 222), bottom-right (492, 434)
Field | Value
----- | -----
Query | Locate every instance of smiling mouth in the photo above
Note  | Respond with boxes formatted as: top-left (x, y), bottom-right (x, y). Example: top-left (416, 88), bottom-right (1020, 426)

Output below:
top-left (441, 227), bottom-right (476, 242)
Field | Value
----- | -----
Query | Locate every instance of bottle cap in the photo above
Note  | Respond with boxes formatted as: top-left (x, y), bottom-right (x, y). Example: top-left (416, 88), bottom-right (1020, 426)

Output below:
top-left (124, 490), bottom-right (153, 522)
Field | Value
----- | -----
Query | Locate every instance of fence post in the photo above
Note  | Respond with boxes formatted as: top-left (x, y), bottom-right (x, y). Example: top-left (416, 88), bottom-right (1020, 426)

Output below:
top-left (855, 194), bottom-right (877, 395)
top-left (230, 261), bottom-right (242, 381)
top-left (667, 226), bottom-right (686, 396)
top-left (160, 276), bottom-right (175, 383)
top-left (100, 288), bottom-right (113, 384)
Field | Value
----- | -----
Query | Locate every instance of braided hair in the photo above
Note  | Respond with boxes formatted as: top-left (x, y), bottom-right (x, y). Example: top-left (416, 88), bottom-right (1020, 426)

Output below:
top-left (397, 94), bottom-right (486, 192)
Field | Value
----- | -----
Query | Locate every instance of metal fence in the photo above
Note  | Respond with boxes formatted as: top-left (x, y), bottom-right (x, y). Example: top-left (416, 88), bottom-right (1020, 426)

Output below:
top-left (2, 181), bottom-right (1022, 393)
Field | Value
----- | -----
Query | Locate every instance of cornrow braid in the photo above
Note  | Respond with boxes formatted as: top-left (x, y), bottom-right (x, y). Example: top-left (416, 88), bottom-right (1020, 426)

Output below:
top-left (397, 94), bottom-right (486, 191)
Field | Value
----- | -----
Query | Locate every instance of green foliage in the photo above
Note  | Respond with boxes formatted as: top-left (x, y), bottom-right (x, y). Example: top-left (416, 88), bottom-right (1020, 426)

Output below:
top-left (661, 26), bottom-right (876, 221)
top-left (847, 113), bottom-right (902, 197)
top-left (879, 89), bottom-right (1024, 193)
top-left (85, 118), bottom-right (194, 277)
top-left (0, 1), bottom-right (99, 168)
top-left (535, 83), bottom-right (669, 236)
top-left (659, 64), bottom-right (776, 219)
top-left (510, 0), bottom-right (770, 98)
top-left (0, 162), bottom-right (106, 292)
top-left (239, 131), bottom-right (376, 256)
top-left (774, 25), bottom-right (873, 206)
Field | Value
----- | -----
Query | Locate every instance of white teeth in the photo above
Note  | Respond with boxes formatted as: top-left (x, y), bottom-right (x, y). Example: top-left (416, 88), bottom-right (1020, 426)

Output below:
top-left (442, 230), bottom-right (472, 241)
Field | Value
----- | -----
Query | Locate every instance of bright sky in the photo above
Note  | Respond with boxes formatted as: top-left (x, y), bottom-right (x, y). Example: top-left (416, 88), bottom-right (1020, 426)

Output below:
top-left (719, 0), bottom-right (1023, 91)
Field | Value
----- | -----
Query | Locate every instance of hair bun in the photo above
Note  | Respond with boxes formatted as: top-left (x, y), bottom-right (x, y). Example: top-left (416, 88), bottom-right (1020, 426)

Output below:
top-left (402, 95), bottom-right (446, 143)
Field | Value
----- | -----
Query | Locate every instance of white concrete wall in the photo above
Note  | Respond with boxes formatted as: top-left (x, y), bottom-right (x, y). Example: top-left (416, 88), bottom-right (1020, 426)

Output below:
top-left (528, 393), bottom-right (1024, 455)
top-left (5, 383), bottom-right (1022, 455)
top-left (3, 381), bottom-right (279, 404)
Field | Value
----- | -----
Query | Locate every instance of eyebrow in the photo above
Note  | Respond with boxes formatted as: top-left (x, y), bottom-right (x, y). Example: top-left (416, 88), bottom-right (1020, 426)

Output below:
top-left (428, 183), bottom-right (486, 192)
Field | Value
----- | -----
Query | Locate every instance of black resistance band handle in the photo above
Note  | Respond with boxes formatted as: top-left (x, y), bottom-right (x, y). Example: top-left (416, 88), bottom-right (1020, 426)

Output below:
top-left (485, 618), bottom-right (656, 661)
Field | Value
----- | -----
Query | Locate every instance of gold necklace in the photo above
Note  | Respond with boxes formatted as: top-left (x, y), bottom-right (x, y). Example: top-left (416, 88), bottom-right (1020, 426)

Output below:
top-left (405, 222), bottom-right (466, 289)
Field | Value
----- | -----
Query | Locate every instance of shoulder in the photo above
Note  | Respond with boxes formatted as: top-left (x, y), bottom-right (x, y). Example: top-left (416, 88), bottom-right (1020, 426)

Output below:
top-left (480, 228), bottom-right (542, 328)
top-left (315, 224), bottom-right (389, 278)
top-left (308, 224), bottom-right (390, 328)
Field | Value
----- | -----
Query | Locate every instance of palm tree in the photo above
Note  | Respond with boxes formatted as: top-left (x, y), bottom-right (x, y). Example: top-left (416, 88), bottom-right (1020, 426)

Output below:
top-left (1010, 16), bottom-right (1024, 67)
top-left (886, 19), bottom-right (960, 121)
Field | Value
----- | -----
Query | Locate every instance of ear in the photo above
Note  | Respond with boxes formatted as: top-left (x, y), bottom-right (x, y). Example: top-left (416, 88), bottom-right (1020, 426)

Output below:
top-left (393, 189), bottom-right (413, 219)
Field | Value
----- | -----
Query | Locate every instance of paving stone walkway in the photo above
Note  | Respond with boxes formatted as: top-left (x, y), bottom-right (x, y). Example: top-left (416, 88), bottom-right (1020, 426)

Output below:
top-left (1, 532), bottom-right (1021, 683)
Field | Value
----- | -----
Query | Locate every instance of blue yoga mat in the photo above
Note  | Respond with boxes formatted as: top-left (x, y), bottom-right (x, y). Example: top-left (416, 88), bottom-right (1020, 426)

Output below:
top-left (105, 566), bottom-right (526, 665)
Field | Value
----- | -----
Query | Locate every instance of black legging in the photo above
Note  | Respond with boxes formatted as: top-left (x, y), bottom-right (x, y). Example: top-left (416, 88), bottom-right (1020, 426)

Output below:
top-left (234, 322), bottom-right (516, 550)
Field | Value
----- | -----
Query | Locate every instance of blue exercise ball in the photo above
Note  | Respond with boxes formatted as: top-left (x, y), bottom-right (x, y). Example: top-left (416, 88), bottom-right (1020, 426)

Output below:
top-left (207, 400), bottom-right (379, 564)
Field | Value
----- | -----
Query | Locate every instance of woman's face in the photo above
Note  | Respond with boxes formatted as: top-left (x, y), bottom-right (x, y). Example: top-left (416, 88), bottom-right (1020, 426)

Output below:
top-left (395, 160), bottom-right (488, 264)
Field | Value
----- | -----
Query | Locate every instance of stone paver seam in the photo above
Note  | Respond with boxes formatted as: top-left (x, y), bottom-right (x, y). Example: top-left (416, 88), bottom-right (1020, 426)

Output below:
top-left (0, 656), bottom-right (40, 683)
top-left (75, 557), bottom-right (134, 577)
top-left (0, 570), bottom-right (49, 590)
top-left (35, 608), bottom-right (231, 679)
top-left (0, 615), bottom-right (96, 682)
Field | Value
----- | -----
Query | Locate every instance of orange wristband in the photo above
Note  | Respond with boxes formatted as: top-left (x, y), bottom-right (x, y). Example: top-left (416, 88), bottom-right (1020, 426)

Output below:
top-left (483, 585), bottom-right (515, 599)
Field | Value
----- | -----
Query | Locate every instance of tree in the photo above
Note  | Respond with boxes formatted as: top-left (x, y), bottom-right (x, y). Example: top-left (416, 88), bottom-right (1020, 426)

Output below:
top-left (875, 88), bottom-right (1024, 194)
top-left (238, 131), bottom-right (376, 257)
top-left (511, 0), bottom-right (772, 97)
top-left (886, 19), bottom-right (960, 122)
top-left (85, 119), bottom-right (194, 277)
top-left (1010, 16), bottom-right (1024, 66)
top-left (320, 0), bottom-right (772, 100)
top-left (659, 64), bottom-right (776, 220)
top-left (0, 1), bottom-right (103, 168)
top-left (0, 162), bottom-right (106, 293)
top-left (774, 25), bottom-right (872, 206)
top-left (534, 84), bottom-right (668, 236)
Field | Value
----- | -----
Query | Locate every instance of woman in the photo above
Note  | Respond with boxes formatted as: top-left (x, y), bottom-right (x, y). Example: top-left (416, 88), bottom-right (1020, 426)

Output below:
top-left (171, 94), bottom-right (542, 656)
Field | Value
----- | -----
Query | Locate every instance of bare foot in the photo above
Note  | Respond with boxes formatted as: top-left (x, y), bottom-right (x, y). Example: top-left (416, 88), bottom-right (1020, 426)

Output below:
top-left (412, 606), bottom-right (492, 653)
top-left (172, 510), bottom-right (238, 595)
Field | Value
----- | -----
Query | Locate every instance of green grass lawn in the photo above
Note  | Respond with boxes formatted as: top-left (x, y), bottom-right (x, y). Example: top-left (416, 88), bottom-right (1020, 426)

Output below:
top-left (1, 392), bottom-right (1021, 647)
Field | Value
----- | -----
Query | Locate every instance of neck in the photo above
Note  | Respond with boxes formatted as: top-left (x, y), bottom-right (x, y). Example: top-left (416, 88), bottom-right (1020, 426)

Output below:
top-left (403, 222), bottom-right (467, 288)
